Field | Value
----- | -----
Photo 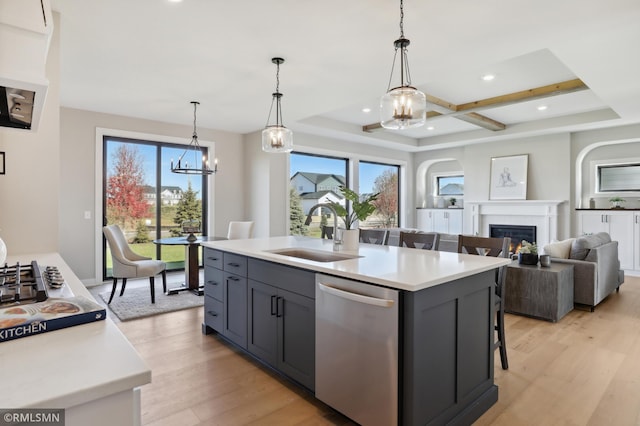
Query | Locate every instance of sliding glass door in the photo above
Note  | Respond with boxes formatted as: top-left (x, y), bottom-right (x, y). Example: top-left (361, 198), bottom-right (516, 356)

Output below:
top-left (102, 136), bottom-right (208, 279)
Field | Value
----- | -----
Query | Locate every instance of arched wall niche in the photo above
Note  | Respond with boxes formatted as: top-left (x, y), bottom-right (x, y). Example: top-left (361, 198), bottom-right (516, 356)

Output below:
top-left (416, 158), bottom-right (463, 208)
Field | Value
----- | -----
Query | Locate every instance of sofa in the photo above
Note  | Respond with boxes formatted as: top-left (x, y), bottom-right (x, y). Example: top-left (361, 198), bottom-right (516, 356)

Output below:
top-left (542, 232), bottom-right (625, 310)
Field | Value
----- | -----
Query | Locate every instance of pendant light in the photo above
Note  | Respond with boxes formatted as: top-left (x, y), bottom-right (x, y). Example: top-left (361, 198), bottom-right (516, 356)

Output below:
top-left (171, 101), bottom-right (217, 175)
top-left (380, 0), bottom-right (426, 130)
top-left (262, 57), bottom-right (293, 153)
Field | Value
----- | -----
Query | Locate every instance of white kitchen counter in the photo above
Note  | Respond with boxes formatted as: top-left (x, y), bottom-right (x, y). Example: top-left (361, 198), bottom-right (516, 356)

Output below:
top-left (3, 253), bottom-right (150, 426)
top-left (201, 236), bottom-right (511, 291)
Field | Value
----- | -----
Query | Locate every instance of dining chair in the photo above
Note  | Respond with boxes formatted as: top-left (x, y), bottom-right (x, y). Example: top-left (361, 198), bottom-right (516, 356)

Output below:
top-left (103, 224), bottom-right (167, 304)
top-left (227, 221), bottom-right (254, 239)
top-left (457, 234), bottom-right (511, 370)
top-left (359, 228), bottom-right (389, 245)
top-left (399, 231), bottom-right (440, 250)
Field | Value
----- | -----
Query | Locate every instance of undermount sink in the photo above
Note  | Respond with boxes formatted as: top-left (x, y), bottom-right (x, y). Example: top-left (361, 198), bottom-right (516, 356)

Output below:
top-left (265, 248), bottom-right (362, 263)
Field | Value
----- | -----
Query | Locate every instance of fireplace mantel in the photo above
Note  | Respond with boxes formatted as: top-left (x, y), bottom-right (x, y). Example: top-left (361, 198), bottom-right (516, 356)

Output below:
top-left (465, 200), bottom-right (566, 248)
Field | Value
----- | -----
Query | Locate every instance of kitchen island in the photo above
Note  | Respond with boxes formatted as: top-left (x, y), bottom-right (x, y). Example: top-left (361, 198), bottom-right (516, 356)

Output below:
top-left (4, 253), bottom-right (150, 426)
top-left (201, 236), bottom-right (510, 426)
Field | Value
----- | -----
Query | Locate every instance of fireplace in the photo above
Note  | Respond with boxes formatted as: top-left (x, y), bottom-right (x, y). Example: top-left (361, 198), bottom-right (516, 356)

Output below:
top-left (489, 224), bottom-right (536, 253)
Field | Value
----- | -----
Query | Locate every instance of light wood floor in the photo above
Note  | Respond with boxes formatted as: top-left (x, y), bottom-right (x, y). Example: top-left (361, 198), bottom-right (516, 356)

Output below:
top-left (114, 275), bottom-right (640, 426)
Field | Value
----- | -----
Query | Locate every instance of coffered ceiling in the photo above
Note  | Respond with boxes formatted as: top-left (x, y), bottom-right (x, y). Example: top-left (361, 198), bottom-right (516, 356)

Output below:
top-left (51, 0), bottom-right (640, 152)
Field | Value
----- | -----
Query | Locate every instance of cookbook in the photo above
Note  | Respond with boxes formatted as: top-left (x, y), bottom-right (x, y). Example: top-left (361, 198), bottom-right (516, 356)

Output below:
top-left (0, 296), bottom-right (107, 343)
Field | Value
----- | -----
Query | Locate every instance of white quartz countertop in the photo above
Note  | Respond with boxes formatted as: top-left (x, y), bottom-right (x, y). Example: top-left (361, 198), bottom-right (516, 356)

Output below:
top-left (201, 236), bottom-right (511, 292)
top-left (2, 253), bottom-right (151, 409)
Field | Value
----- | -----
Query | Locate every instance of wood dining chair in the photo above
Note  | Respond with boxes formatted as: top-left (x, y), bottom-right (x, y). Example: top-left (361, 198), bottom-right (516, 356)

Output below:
top-left (399, 231), bottom-right (440, 250)
top-left (359, 228), bottom-right (389, 245)
top-left (457, 234), bottom-right (511, 370)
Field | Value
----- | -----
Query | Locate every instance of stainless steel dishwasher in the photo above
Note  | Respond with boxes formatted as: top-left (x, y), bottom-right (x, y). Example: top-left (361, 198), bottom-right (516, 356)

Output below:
top-left (315, 273), bottom-right (399, 426)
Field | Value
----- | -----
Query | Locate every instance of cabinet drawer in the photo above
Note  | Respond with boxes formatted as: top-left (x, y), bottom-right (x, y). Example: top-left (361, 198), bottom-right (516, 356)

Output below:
top-left (204, 248), bottom-right (223, 269)
top-left (224, 253), bottom-right (247, 276)
top-left (204, 266), bottom-right (224, 301)
top-left (248, 258), bottom-right (315, 298)
top-left (204, 295), bottom-right (223, 332)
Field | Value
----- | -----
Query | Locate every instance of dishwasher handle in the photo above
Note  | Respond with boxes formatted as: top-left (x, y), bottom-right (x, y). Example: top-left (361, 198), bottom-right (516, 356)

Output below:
top-left (317, 282), bottom-right (395, 308)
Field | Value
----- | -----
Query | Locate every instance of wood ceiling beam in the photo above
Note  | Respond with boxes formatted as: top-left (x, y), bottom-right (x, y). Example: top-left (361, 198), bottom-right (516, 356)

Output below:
top-left (426, 94), bottom-right (506, 131)
top-left (455, 78), bottom-right (587, 112)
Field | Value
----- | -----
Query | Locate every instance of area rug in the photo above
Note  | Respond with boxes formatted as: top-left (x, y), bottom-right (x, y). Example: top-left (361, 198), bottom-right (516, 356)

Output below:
top-left (99, 286), bottom-right (203, 321)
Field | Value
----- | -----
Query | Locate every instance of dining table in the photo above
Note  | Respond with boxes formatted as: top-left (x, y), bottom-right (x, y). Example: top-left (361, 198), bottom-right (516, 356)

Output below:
top-left (153, 235), bottom-right (226, 296)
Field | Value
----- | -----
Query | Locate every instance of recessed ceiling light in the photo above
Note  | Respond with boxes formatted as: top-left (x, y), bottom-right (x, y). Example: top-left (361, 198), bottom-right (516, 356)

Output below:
top-left (537, 105), bottom-right (548, 111)
top-left (362, 107), bottom-right (371, 113)
top-left (481, 74), bottom-right (495, 82)
top-left (168, 0), bottom-right (183, 3)
top-left (427, 126), bottom-right (435, 131)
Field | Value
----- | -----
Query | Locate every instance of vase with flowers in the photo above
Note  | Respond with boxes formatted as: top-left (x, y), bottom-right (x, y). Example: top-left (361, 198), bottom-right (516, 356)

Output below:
top-left (518, 240), bottom-right (539, 265)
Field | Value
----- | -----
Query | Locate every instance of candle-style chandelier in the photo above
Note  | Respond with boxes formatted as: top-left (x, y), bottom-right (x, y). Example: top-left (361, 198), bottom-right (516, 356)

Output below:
top-left (380, 0), bottom-right (427, 130)
top-left (262, 57), bottom-right (293, 153)
top-left (171, 101), bottom-right (217, 175)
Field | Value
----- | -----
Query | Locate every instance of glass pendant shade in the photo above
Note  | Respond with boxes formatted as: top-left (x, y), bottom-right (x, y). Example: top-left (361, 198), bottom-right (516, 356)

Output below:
top-left (263, 57), bottom-right (293, 153)
top-left (380, 85), bottom-right (426, 130)
top-left (262, 125), bottom-right (293, 153)
top-left (380, 0), bottom-right (427, 130)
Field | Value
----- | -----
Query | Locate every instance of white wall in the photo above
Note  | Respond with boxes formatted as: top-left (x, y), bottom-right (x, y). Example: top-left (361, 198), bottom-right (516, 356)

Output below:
top-left (0, 13), bottom-right (60, 255)
top-left (59, 107), bottom-right (244, 282)
top-left (414, 134), bottom-right (572, 239)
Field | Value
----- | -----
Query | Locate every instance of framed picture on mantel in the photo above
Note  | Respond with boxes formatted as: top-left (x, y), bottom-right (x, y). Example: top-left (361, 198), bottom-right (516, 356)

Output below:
top-left (489, 154), bottom-right (528, 200)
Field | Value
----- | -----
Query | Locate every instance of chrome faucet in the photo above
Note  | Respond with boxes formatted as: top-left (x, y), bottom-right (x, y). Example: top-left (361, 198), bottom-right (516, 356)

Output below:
top-left (305, 203), bottom-right (342, 251)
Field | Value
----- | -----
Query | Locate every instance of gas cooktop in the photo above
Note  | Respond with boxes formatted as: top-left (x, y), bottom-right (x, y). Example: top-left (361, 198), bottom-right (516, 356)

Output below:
top-left (0, 261), bottom-right (48, 306)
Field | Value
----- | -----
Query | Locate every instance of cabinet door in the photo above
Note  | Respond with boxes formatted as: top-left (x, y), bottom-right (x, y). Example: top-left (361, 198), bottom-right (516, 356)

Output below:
top-left (432, 210), bottom-right (449, 233)
top-left (607, 212), bottom-right (634, 270)
top-left (277, 288), bottom-right (315, 391)
top-left (416, 209), bottom-right (433, 232)
top-left (223, 273), bottom-right (247, 348)
top-left (447, 210), bottom-right (463, 234)
top-left (579, 212), bottom-right (609, 235)
top-left (247, 280), bottom-right (278, 366)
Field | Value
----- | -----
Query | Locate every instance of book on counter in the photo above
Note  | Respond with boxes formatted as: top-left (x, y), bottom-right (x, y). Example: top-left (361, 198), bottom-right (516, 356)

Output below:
top-left (0, 296), bottom-right (107, 343)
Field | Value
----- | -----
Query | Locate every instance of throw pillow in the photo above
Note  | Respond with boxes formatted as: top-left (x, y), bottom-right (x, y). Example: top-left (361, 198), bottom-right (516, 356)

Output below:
top-left (542, 238), bottom-right (575, 259)
top-left (570, 232), bottom-right (612, 260)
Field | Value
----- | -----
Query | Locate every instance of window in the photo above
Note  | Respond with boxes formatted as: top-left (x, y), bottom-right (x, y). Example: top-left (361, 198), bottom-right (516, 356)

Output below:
top-left (598, 163), bottom-right (640, 192)
top-left (289, 152), bottom-right (348, 238)
top-left (103, 136), bottom-right (208, 279)
top-left (359, 161), bottom-right (400, 228)
top-left (436, 175), bottom-right (464, 196)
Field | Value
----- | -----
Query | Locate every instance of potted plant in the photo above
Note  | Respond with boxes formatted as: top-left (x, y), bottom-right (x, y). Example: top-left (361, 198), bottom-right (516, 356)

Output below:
top-left (330, 186), bottom-right (379, 250)
top-left (518, 240), bottom-right (539, 265)
top-left (449, 197), bottom-right (457, 207)
top-left (609, 196), bottom-right (626, 209)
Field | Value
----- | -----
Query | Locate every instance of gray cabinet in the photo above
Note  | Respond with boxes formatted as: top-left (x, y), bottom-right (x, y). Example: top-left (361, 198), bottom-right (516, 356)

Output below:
top-left (203, 249), bottom-right (224, 333)
top-left (202, 248), bottom-right (248, 349)
top-left (247, 259), bottom-right (315, 391)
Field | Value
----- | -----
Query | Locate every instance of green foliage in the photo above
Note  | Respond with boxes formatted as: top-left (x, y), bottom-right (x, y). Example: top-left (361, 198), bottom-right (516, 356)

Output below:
top-left (609, 197), bottom-right (626, 202)
top-left (330, 186), bottom-right (379, 230)
top-left (174, 181), bottom-right (202, 226)
top-left (519, 240), bottom-right (538, 254)
top-left (289, 187), bottom-right (308, 235)
top-left (132, 220), bottom-right (151, 243)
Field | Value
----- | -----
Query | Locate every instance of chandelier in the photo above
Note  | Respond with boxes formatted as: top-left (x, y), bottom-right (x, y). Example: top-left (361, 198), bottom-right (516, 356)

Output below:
top-left (380, 0), bottom-right (426, 130)
top-left (171, 101), bottom-right (217, 175)
top-left (262, 57), bottom-right (293, 153)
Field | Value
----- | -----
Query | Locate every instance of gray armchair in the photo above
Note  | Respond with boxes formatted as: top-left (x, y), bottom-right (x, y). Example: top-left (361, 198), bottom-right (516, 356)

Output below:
top-left (103, 225), bottom-right (167, 304)
top-left (544, 232), bottom-right (624, 311)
